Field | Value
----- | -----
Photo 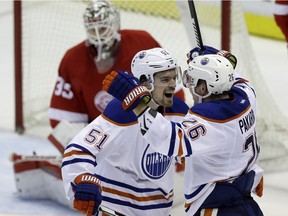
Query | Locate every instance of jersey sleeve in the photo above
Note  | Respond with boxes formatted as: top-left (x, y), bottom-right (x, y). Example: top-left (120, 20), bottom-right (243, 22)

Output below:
top-left (48, 44), bottom-right (89, 128)
top-left (139, 108), bottom-right (226, 158)
top-left (61, 99), bottom-right (138, 199)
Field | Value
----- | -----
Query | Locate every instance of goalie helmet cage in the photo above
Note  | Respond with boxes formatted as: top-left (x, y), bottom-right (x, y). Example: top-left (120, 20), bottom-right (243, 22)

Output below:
top-left (13, 0), bottom-right (288, 172)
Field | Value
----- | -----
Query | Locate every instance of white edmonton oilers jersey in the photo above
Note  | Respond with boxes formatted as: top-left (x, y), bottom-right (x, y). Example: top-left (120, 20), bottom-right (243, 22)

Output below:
top-left (61, 97), bottom-right (188, 216)
top-left (139, 78), bottom-right (264, 215)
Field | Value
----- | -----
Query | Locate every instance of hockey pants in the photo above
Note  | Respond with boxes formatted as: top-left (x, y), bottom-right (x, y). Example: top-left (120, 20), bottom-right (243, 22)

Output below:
top-left (192, 170), bottom-right (264, 216)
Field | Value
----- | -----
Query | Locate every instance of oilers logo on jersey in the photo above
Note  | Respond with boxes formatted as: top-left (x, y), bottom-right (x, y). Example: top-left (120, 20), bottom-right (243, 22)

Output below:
top-left (141, 144), bottom-right (172, 179)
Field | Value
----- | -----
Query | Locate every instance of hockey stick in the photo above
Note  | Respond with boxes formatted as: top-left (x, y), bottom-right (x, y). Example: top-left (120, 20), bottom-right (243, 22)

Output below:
top-left (98, 205), bottom-right (123, 216)
top-left (187, 0), bottom-right (204, 50)
top-left (9, 152), bottom-right (62, 164)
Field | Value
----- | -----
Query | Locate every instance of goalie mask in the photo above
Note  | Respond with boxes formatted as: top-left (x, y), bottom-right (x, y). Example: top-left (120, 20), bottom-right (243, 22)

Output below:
top-left (183, 54), bottom-right (235, 101)
top-left (84, 0), bottom-right (121, 61)
top-left (131, 47), bottom-right (182, 92)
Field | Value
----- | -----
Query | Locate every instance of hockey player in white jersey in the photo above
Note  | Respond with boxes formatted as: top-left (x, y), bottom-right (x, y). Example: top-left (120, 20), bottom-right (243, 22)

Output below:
top-left (61, 47), bottom-right (188, 216)
top-left (103, 47), bottom-right (264, 215)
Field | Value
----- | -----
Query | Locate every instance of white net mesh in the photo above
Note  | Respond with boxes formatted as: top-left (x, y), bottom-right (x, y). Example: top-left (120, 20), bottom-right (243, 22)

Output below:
top-left (21, 1), bottom-right (87, 134)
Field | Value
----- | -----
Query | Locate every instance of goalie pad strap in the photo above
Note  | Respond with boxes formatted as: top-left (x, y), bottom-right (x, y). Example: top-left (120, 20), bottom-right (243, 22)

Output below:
top-left (48, 134), bottom-right (65, 153)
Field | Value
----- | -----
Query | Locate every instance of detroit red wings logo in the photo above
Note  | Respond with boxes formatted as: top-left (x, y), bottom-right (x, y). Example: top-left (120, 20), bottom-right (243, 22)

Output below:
top-left (94, 90), bottom-right (114, 112)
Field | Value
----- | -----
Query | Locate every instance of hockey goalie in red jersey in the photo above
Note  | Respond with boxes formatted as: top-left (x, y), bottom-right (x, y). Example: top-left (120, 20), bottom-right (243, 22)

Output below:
top-left (47, 0), bottom-right (185, 153)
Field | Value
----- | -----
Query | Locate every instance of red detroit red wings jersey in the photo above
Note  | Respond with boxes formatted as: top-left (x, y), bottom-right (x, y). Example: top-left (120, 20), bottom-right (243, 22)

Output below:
top-left (49, 30), bottom-right (162, 128)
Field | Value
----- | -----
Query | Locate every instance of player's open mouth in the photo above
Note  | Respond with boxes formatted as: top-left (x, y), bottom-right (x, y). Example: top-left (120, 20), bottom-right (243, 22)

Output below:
top-left (164, 93), bottom-right (173, 98)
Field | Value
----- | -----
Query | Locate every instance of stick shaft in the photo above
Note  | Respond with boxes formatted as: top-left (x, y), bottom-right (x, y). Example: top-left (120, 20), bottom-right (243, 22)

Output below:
top-left (188, 0), bottom-right (204, 50)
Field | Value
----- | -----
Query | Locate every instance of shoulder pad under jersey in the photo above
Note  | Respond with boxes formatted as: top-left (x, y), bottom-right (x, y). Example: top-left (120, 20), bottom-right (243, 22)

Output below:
top-left (102, 98), bottom-right (138, 126)
top-left (190, 87), bottom-right (251, 122)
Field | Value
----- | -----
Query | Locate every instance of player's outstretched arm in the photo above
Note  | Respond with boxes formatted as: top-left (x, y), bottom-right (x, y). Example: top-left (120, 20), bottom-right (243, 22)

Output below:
top-left (102, 70), bottom-right (152, 115)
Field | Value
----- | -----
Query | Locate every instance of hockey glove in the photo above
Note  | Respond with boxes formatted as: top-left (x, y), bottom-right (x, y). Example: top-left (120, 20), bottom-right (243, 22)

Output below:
top-left (102, 70), bottom-right (151, 111)
top-left (187, 45), bottom-right (237, 69)
top-left (72, 173), bottom-right (102, 216)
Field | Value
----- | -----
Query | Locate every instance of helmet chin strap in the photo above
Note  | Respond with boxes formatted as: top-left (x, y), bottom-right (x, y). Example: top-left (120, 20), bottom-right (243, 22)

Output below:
top-left (190, 86), bottom-right (211, 104)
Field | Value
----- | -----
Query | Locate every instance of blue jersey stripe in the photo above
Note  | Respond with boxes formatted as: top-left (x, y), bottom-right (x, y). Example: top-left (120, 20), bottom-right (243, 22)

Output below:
top-left (95, 174), bottom-right (172, 196)
top-left (184, 135), bottom-right (192, 156)
top-left (185, 184), bottom-right (206, 200)
top-left (62, 158), bottom-right (96, 168)
top-left (66, 143), bottom-right (95, 158)
top-left (168, 122), bottom-right (176, 156)
top-left (103, 196), bottom-right (173, 210)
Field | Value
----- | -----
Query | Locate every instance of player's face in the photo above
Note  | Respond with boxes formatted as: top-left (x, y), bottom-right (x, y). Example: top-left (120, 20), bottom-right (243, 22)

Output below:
top-left (151, 69), bottom-right (177, 107)
top-left (189, 81), bottom-right (208, 104)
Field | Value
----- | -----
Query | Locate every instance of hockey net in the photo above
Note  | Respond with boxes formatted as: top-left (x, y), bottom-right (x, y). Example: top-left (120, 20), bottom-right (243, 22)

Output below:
top-left (15, 0), bottom-right (288, 172)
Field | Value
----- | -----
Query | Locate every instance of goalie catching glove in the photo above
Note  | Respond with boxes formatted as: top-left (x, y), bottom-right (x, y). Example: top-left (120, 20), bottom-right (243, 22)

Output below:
top-left (187, 45), bottom-right (237, 69)
top-left (102, 70), bottom-right (151, 111)
top-left (72, 173), bottom-right (102, 216)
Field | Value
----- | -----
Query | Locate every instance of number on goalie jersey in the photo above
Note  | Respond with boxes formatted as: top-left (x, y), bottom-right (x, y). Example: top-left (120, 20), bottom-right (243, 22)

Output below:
top-left (61, 47), bottom-right (189, 215)
top-left (134, 54), bottom-right (264, 215)
top-left (48, 0), bottom-right (185, 129)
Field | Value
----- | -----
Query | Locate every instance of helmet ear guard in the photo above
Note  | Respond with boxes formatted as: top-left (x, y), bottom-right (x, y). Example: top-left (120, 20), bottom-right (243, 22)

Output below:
top-left (183, 54), bottom-right (235, 97)
top-left (139, 74), bottom-right (153, 91)
top-left (131, 48), bottom-right (181, 92)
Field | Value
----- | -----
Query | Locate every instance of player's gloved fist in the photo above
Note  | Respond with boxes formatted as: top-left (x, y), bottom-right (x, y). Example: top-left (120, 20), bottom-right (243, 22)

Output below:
top-left (102, 70), bottom-right (151, 111)
top-left (187, 45), bottom-right (219, 63)
top-left (187, 45), bottom-right (237, 69)
top-left (72, 173), bottom-right (102, 216)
